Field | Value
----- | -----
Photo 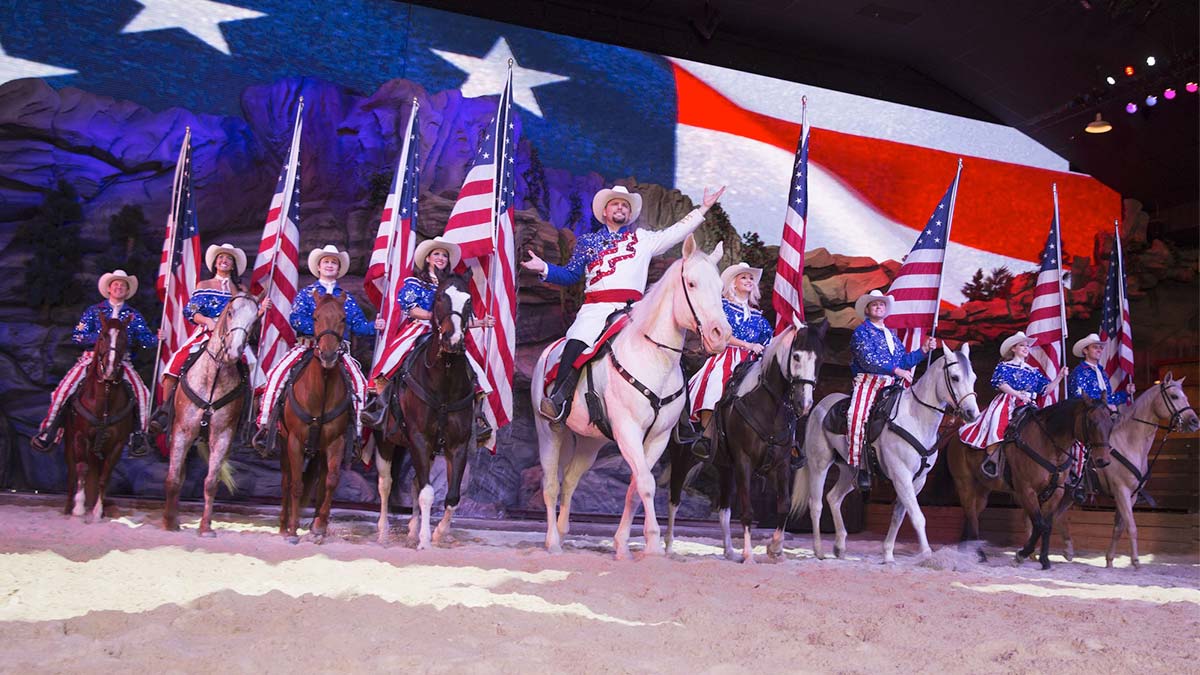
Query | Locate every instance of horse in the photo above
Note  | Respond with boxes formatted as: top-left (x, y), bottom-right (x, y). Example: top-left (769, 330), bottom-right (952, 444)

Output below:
top-left (1000, 396), bottom-right (1115, 569)
top-left (162, 292), bottom-right (260, 535)
top-left (274, 292), bottom-right (357, 545)
top-left (792, 343), bottom-right (981, 563)
top-left (1097, 374), bottom-right (1197, 568)
top-left (665, 320), bottom-right (827, 563)
top-left (62, 315), bottom-right (136, 522)
top-left (532, 234), bottom-right (731, 559)
top-left (370, 273), bottom-right (477, 549)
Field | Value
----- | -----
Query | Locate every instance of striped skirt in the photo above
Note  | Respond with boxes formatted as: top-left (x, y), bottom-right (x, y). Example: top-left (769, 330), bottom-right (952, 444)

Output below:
top-left (688, 346), bottom-right (755, 420)
top-left (959, 393), bottom-right (1022, 449)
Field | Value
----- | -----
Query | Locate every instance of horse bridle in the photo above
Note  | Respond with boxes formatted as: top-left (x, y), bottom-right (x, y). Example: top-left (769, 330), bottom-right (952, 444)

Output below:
top-left (204, 294), bottom-right (261, 362)
top-left (1076, 399), bottom-right (1113, 455)
top-left (429, 287), bottom-right (473, 361)
top-left (911, 356), bottom-right (976, 418)
top-left (1132, 381), bottom-right (1196, 432)
top-left (646, 260), bottom-right (710, 355)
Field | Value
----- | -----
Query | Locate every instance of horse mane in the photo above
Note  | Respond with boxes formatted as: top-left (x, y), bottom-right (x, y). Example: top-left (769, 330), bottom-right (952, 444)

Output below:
top-left (762, 324), bottom-right (794, 369)
top-left (627, 257), bottom-right (685, 329)
top-left (1036, 398), bottom-right (1088, 437)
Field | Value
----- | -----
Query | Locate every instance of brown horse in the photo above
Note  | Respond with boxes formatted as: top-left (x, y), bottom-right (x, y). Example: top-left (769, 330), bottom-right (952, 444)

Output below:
top-left (163, 292), bottom-right (260, 535)
top-left (276, 292), bottom-right (356, 545)
top-left (665, 320), bottom-right (826, 562)
top-left (63, 316), bottom-right (136, 522)
top-left (1003, 397), bottom-right (1114, 569)
top-left (370, 273), bottom-right (476, 549)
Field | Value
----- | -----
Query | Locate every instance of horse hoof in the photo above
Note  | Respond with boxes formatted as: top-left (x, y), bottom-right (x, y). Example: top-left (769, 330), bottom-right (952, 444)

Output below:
top-left (198, 530), bottom-right (216, 539)
top-left (976, 547), bottom-right (988, 564)
top-left (285, 535), bottom-right (300, 545)
top-left (312, 535), bottom-right (325, 546)
top-left (1132, 560), bottom-right (1141, 570)
top-left (546, 543), bottom-right (563, 555)
top-left (164, 520), bottom-right (180, 532)
top-left (1040, 561), bottom-right (1052, 571)
top-left (833, 545), bottom-right (844, 559)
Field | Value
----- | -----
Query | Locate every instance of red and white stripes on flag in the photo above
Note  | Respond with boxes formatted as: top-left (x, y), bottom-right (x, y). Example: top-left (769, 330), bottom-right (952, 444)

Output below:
top-left (1100, 223), bottom-right (1134, 391)
top-left (154, 128), bottom-right (201, 395)
top-left (442, 69), bottom-right (518, 429)
top-left (366, 102), bottom-right (421, 377)
top-left (250, 98), bottom-right (304, 388)
top-left (772, 99), bottom-right (809, 331)
top-left (1025, 186), bottom-right (1068, 405)
top-left (886, 160), bottom-right (962, 352)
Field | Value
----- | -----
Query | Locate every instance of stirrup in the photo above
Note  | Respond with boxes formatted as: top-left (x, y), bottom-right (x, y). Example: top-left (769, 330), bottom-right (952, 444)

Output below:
top-left (474, 414), bottom-right (493, 444)
top-left (690, 437), bottom-right (712, 462)
top-left (981, 458), bottom-right (999, 479)
top-left (789, 447), bottom-right (806, 472)
top-left (127, 431), bottom-right (153, 457)
top-left (251, 425), bottom-right (275, 457)
top-left (361, 395), bottom-right (387, 430)
top-left (538, 394), bottom-right (567, 422)
top-left (856, 467), bottom-right (872, 492)
top-left (30, 429), bottom-right (56, 452)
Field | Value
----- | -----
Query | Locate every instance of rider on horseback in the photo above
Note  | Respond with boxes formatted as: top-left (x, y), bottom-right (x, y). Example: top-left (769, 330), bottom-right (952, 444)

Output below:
top-left (32, 271), bottom-right (157, 451)
top-left (522, 184), bottom-right (725, 422)
top-left (686, 262), bottom-right (772, 460)
top-left (363, 237), bottom-right (498, 451)
top-left (149, 244), bottom-right (270, 434)
top-left (846, 289), bottom-right (937, 491)
top-left (252, 245), bottom-right (374, 452)
top-left (958, 331), bottom-right (1066, 477)
top-left (1065, 333), bottom-right (1136, 492)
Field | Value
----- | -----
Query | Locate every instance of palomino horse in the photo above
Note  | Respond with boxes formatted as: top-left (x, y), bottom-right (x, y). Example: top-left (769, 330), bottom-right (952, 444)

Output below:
top-left (370, 274), bottom-right (477, 549)
top-left (62, 315), bottom-right (136, 522)
top-left (793, 344), bottom-right (981, 562)
top-left (665, 320), bottom-right (827, 562)
top-left (276, 293), bottom-right (356, 544)
top-left (532, 235), bottom-right (731, 559)
top-left (163, 292), bottom-right (260, 535)
top-left (1097, 375), bottom-right (1197, 568)
top-left (1003, 397), bottom-right (1114, 569)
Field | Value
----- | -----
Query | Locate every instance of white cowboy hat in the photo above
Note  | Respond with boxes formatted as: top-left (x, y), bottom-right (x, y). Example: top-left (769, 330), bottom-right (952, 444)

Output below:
top-left (1072, 333), bottom-right (1102, 358)
top-left (854, 289), bottom-right (894, 321)
top-left (999, 331), bottom-right (1037, 359)
top-left (721, 262), bottom-right (763, 289)
top-left (413, 237), bottom-right (462, 271)
top-left (591, 185), bottom-right (642, 224)
top-left (307, 245), bottom-right (351, 279)
top-left (205, 243), bottom-right (247, 276)
top-left (98, 270), bottom-right (138, 298)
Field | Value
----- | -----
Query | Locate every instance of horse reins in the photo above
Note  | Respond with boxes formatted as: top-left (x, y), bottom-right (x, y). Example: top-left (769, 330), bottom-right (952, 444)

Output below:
top-left (1113, 381), bottom-right (1196, 502)
top-left (644, 260), bottom-right (709, 355)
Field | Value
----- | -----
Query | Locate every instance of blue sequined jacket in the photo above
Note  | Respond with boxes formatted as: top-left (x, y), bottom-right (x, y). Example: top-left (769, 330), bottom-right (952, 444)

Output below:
top-left (850, 321), bottom-right (924, 377)
top-left (73, 302), bottom-right (157, 350)
top-left (1068, 362), bottom-right (1128, 405)
top-left (724, 299), bottom-right (772, 347)
top-left (184, 288), bottom-right (233, 322)
top-left (397, 277), bottom-right (436, 313)
top-left (291, 282), bottom-right (375, 340)
top-left (991, 362), bottom-right (1051, 394)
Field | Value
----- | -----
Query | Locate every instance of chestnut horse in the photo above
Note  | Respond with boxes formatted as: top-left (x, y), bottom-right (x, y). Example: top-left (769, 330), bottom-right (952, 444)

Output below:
top-left (63, 315), bottom-right (136, 522)
top-left (1004, 397), bottom-right (1114, 569)
top-left (276, 292), bottom-right (356, 544)
top-left (370, 274), bottom-right (477, 549)
top-left (163, 292), bottom-right (260, 535)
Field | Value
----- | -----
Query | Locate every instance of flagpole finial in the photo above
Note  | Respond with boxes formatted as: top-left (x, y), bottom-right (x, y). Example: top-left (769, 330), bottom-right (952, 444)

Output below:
top-left (507, 58), bottom-right (514, 67)
top-left (412, 97), bottom-right (419, 108)
top-left (802, 95), bottom-right (807, 106)
top-left (957, 157), bottom-right (963, 168)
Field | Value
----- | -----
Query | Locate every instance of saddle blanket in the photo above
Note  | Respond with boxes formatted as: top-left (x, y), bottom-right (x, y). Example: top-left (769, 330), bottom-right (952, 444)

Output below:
top-left (542, 313), bottom-right (632, 395)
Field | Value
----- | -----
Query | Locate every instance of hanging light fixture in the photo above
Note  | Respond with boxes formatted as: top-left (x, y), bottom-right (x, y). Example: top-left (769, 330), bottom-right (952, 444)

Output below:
top-left (1085, 113), bottom-right (1112, 133)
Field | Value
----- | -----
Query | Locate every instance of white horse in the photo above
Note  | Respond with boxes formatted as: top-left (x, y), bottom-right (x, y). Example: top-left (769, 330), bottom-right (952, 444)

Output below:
top-left (532, 234), bottom-right (731, 559)
top-left (792, 343), bottom-right (981, 562)
top-left (1098, 373), bottom-right (1198, 568)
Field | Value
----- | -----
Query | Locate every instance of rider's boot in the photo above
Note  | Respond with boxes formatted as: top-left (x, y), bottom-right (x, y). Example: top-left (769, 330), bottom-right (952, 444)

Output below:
top-left (361, 378), bottom-right (389, 430)
top-left (981, 448), bottom-right (1000, 479)
top-left (473, 392), bottom-right (494, 444)
top-left (856, 463), bottom-right (872, 493)
top-left (146, 375), bottom-right (178, 435)
top-left (252, 394), bottom-right (284, 457)
top-left (31, 407), bottom-right (67, 452)
top-left (539, 339), bottom-right (587, 422)
top-left (688, 411), bottom-right (713, 461)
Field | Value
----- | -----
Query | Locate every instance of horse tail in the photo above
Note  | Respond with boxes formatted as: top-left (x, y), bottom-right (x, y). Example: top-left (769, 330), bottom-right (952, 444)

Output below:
top-left (196, 442), bottom-right (237, 494)
top-left (789, 464), bottom-right (811, 521)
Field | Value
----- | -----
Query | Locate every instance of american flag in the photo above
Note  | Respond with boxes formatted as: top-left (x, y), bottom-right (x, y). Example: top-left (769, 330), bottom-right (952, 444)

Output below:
top-left (886, 160), bottom-right (962, 352)
top-left (366, 101), bottom-right (421, 377)
top-left (250, 98), bottom-right (303, 388)
top-left (772, 98), bottom-right (809, 331)
top-left (442, 68), bottom-right (518, 429)
top-left (154, 128), bottom-right (201, 396)
top-left (1025, 186), bottom-right (1068, 404)
top-left (1099, 224), bottom-right (1133, 391)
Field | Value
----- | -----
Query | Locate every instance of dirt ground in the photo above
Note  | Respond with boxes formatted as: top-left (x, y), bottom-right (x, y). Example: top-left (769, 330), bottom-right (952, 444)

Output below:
top-left (0, 496), bottom-right (1197, 674)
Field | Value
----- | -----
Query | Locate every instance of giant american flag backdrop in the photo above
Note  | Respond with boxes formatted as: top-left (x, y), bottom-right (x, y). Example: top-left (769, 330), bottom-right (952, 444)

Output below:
top-left (0, 0), bottom-right (1120, 302)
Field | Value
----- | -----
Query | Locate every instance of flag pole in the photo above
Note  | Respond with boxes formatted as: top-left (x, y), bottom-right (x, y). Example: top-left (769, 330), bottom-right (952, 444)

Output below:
top-left (371, 98), bottom-right (419, 373)
top-left (1114, 219), bottom-right (1130, 387)
top-left (1052, 183), bottom-right (1068, 400)
top-left (930, 158), bottom-right (963, 340)
top-left (148, 127), bottom-right (191, 419)
top-left (481, 62), bottom-right (513, 386)
top-left (265, 96), bottom-right (304, 297)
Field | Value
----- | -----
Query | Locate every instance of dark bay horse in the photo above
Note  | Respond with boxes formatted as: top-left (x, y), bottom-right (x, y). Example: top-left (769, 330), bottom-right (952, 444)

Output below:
top-left (277, 292), bottom-right (356, 544)
top-left (163, 292), bottom-right (260, 535)
top-left (63, 315), bottom-right (136, 522)
top-left (665, 320), bottom-right (826, 562)
top-left (369, 274), bottom-right (477, 549)
top-left (1003, 397), bottom-right (1114, 569)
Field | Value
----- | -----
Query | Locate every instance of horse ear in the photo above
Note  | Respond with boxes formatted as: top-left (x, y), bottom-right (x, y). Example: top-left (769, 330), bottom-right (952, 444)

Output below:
top-left (1163, 370), bottom-right (1174, 383)
top-left (682, 234), bottom-right (697, 259)
top-left (709, 240), bottom-right (724, 263)
top-left (791, 314), bottom-right (805, 331)
top-left (960, 341), bottom-right (970, 358)
top-left (941, 342), bottom-right (953, 359)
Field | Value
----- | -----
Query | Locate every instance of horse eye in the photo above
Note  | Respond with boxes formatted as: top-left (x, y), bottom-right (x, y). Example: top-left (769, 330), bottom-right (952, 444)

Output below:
top-left (688, 281), bottom-right (696, 288)
top-left (951, 375), bottom-right (960, 382)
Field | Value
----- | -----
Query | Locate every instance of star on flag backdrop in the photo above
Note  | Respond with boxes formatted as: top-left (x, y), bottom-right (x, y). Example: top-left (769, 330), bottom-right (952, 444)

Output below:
top-left (1, 0), bottom-right (1119, 303)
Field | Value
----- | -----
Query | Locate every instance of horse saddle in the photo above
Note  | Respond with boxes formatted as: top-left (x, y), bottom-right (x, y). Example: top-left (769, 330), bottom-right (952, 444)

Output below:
top-left (822, 383), bottom-right (904, 444)
top-left (541, 308), bottom-right (631, 396)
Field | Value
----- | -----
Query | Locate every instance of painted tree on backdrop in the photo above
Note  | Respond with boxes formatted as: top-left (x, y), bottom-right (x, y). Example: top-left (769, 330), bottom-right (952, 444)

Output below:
top-left (17, 180), bottom-right (85, 319)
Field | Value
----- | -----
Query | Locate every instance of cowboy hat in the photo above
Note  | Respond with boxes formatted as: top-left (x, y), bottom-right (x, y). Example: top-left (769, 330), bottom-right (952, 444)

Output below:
top-left (591, 185), bottom-right (643, 224)
top-left (999, 331), bottom-right (1037, 359)
top-left (853, 289), bottom-right (894, 321)
top-left (98, 270), bottom-right (138, 298)
top-left (1072, 333), bottom-right (1102, 358)
top-left (721, 262), bottom-right (763, 290)
top-left (413, 237), bottom-right (462, 271)
top-left (205, 243), bottom-right (247, 276)
top-left (307, 245), bottom-right (351, 279)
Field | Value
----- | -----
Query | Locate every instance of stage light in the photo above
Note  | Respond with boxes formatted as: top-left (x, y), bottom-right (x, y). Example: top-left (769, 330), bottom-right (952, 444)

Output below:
top-left (1125, 102), bottom-right (1138, 113)
top-left (1085, 113), bottom-right (1112, 134)
top-left (1105, 76), bottom-right (1116, 85)
top-left (1145, 95), bottom-right (1157, 106)
top-left (1187, 82), bottom-right (1199, 93)
top-left (1164, 88), bottom-right (1176, 100)
top-left (1124, 65), bottom-right (1135, 76)
top-left (1145, 56), bottom-right (1156, 66)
